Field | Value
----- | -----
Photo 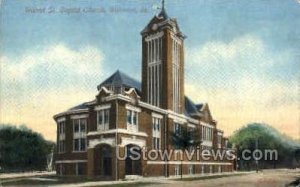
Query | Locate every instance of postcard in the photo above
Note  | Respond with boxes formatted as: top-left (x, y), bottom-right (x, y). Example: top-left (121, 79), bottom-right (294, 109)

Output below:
top-left (0, 0), bottom-right (299, 186)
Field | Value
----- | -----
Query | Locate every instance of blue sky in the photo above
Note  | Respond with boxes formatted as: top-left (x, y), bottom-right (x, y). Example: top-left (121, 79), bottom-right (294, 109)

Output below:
top-left (1, 0), bottom-right (299, 140)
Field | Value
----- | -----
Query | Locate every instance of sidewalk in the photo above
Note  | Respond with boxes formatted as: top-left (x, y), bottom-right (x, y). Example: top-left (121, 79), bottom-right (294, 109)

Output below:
top-left (53, 171), bottom-right (252, 187)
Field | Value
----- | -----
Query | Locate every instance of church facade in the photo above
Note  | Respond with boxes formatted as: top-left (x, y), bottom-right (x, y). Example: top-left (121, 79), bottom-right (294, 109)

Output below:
top-left (54, 6), bottom-right (234, 180)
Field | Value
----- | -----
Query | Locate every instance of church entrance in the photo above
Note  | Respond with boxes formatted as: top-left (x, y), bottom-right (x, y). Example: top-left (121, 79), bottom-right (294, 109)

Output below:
top-left (125, 144), bottom-right (142, 175)
top-left (94, 144), bottom-right (112, 177)
top-left (101, 145), bottom-right (112, 176)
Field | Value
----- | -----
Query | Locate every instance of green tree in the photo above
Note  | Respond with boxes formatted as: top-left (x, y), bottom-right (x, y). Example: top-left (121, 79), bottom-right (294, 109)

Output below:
top-left (230, 123), bottom-right (297, 170)
top-left (0, 124), bottom-right (55, 172)
top-left (170, 126), bottom-right (202, 179)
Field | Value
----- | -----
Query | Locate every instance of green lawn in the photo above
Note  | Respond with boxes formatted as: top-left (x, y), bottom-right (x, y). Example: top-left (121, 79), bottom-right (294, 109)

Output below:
top-left (0, 175), bottom-right (155, 187)
top-left (0, 175), bottom-right (95, 186)
top-left (0, 173), bottom-right (249, 186)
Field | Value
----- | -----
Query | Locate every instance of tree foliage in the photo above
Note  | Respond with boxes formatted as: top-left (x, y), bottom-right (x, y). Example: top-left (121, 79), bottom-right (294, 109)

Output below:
top-left (0, 124), bottom-right (55, 172)
top-left (170, 127), bottom-right (202, 178)
top-left (171, 126), bottom-right (202, 151)
top-left (229, 123), bottom-right (299, 170)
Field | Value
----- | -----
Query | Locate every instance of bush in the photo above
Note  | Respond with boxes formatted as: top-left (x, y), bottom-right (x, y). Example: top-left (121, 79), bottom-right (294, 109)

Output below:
top-left (0, 124), bottom-right (55, 172)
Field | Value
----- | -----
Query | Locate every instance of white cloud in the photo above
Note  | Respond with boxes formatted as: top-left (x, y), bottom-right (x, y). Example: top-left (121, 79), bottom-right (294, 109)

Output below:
top-left (0, 44), bottom-right (105, 140)
top-left (1, 43), bottom-right (104, 84)
top-left (185, 35), bottom-right (277, 88)
top-left (185, 34), bottom-right (298, 138)
top-left (1, 43), bottom-right (105, 106)
top-left (185, 35), bottom-right (297, 108)
top-left (0, 87), bottom-right (97, 141)
top-left (187, 35), bottom-right (268, 66)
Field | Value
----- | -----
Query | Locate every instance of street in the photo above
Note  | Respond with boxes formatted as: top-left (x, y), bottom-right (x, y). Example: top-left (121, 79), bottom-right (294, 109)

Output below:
top-left (1, 169), bottom-right (299, 187)
top-left (145, 169), bottom-right (300, 187)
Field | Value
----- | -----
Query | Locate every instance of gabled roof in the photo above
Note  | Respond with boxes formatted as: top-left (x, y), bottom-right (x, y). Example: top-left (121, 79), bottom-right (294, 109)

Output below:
top-left (69, 71), bottom-right (200, 118)
top-left (68, 102), bottom-right (89, 111)
top-left (184, 96), bottom-right (199, 117)
top-left (97, 70), bottom-right (141, 91)
top-left (195, 104), bottom-right (204, 111)
top-left (199, 103), bottom-right (214, 122)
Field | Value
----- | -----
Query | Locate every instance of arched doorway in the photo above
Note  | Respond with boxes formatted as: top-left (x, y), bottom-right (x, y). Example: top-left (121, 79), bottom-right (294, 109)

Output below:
top-left (101, 145), bottom-right (112, 176)
top-left (125, 144), bottom-right (142, 175)
top-left (94, 144), bottom-right (112, 176)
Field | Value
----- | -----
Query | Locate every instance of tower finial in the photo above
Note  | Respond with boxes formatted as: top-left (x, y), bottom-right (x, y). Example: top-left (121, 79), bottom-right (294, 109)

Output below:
top-left (157, 0), bottom-right (168, 19)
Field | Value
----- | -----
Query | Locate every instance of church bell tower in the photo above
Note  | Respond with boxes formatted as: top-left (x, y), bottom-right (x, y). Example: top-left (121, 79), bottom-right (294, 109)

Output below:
top-left (141, 1), bottom-right (185, 114)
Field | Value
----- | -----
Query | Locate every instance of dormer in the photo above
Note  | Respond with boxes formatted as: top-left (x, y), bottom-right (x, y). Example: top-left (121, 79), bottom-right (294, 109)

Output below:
top-left (97, 70), bottom-right (141, 95)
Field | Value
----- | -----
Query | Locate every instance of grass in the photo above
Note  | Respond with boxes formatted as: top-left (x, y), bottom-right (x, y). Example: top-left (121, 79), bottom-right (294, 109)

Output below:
top-left (0, 172), bottom-right (249, 186)
top-left (0, 174), bottom-right (56, 181)
top-left (0, 175), bottom-right (97, 186)
top-left (0, 175), bottom-right (155, 187)
top-left (173, 173), bottom-right (248, 181)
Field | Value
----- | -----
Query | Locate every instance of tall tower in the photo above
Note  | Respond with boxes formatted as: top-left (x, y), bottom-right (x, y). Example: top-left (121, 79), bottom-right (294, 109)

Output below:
top-left (141, 1), bottom-right (185, 113)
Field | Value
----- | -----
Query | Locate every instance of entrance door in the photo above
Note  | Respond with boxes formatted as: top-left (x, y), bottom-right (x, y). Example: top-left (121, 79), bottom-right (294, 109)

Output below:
top-left (100, 145), bottom-right (112, 176)
top-left (103, 156), bottom-right (112, 175)
top-left (125, 144), bottom-right (142, 175)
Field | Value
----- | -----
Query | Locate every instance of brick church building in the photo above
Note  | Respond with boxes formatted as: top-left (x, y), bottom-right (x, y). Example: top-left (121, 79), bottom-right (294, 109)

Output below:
top-left (54, 3), bottom-right (234, 180)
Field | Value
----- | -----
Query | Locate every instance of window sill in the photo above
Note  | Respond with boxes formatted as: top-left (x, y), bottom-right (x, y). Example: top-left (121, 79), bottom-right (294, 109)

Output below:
top-left (97, 123), bottom-right (109, 127)
top-left (87, 129), bottom-right (148, 137)
top-left (72, 151), bottom-right (87, 153)
top-left (127, 123), bottom-right (138, 127)
top-left (97, 129), bottom-right (110, 132)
